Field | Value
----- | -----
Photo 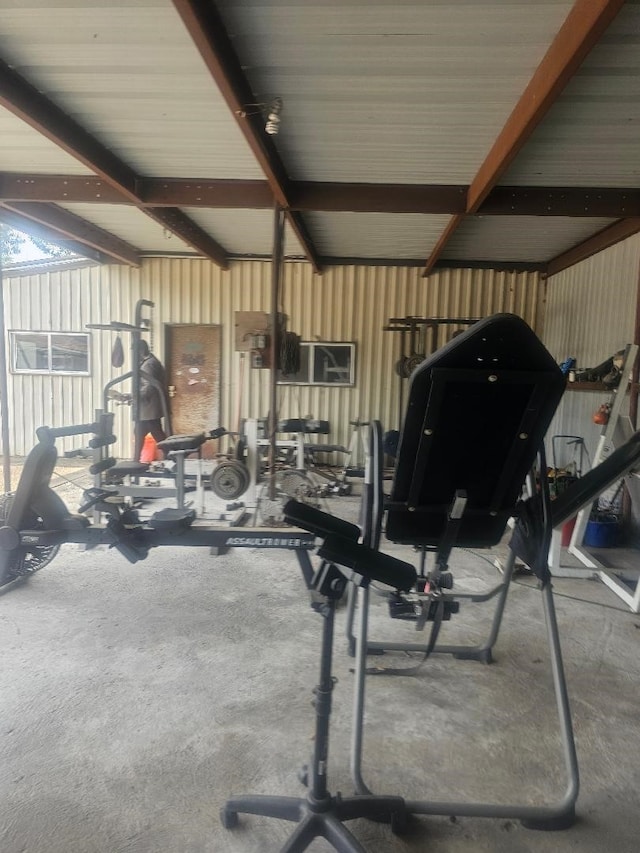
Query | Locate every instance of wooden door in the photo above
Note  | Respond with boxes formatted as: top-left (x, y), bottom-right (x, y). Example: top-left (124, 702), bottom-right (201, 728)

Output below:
top-left (166, 324), bottom-right (222, 458)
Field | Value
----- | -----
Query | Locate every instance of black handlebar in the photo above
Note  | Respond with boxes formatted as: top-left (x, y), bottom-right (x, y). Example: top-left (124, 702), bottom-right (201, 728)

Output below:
top-left (36, 423), bottom-right (101, 442)
top-left (551, 431), bottom-right (640, 527)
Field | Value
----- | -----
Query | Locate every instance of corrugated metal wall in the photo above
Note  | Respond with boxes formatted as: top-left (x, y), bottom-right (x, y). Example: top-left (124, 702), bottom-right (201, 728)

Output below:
top-left (542, 235), bottom-right (640, 467)
top-left (3, 259), bottom-right (543, 457)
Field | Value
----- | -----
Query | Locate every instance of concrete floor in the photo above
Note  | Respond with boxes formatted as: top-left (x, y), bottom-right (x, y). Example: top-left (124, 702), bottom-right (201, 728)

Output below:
top-left (1, 486), bottom-right (639, 853)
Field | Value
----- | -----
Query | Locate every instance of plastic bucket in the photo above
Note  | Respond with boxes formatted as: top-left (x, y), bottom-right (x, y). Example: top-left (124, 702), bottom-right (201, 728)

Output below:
top-left (584, 518), bottom-right (619, 548)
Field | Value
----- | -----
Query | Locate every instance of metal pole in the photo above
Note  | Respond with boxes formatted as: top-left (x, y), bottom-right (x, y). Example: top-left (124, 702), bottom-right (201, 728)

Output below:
top-left (0, 251), bottom-right (12, 492)
top-left (269, 204), bottom-right (285, 491)
top-left (630, 257), bottom-right (640, 429)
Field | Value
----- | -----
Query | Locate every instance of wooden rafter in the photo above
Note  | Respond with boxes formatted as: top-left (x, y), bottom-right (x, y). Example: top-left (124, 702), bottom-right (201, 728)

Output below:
top-left (171, 0), bottom-right (322, 273)
top-left (423, 0), bottom-right (627, 275)
top-left (0, 58), bottom-right (229, 267)
top-left (2, 173), bottom-right (639, 218)
top-left (144, 208), bottom-right (229, 269)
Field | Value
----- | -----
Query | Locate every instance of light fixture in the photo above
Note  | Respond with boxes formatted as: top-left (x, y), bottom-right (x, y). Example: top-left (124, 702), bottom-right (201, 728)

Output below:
top-left (265, 97), bottom-right (283, 135)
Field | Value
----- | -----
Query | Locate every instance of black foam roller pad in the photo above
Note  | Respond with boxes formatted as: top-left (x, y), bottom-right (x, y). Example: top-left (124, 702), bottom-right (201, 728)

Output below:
top-left (283, 499), bottom-right (360, 541)
top-left (318, 534), bottom-right (416, 592)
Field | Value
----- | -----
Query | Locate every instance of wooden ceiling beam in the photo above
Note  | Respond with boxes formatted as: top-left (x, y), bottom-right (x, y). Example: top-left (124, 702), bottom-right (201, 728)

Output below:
top-left (144, 208), bottom-right (230, 270)
top-left (467, 0), bottom-right (627, 214)
top-left (1, 202), bottom-right (141, 266)
top-left (0, 58), bottom-right (230, 267)
top-left (0, 174), bottom-right (127, 205)
top-left (480, 186), bottom-right (640, 218)
top-left (171, 0), bottom-right (290, 206)
top-left (423, 215), bottom-right (465, 276)
top-left (172, 0), bottom-right (322, 272)
top-left (140, 178), bottom-right (273, 209)
top-left (546, 218), bottom-right (640, 277)
top-left (423, 0), bottom-right (627, 275)
top-left (3, 173), bottom-right (639, 217)
top-left (289, 183), bottom-right (468, 214)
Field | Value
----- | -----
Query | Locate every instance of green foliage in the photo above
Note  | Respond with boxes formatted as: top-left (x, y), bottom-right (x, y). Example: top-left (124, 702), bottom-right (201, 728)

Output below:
top-left (0, 224), bottom-right (76, 263)
top-left (0, 224), bottom-right (25, 261)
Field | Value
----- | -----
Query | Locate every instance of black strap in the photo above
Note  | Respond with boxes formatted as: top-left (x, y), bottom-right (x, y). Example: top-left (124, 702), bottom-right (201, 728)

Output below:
top-left (360, 595), bottom-right (446, 677)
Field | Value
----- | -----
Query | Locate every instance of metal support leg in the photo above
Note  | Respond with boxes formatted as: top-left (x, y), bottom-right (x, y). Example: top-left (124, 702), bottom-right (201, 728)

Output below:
top-left (349, 568), bottom-right (579, 829)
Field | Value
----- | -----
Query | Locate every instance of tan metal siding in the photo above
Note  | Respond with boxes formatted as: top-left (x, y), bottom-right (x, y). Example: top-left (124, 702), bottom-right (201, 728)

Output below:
top-left (543, 234), bottom-right (640, 461)
top-left (4, 259), bottom-right (542, 457)
top-left (543, 235), bottom-right (640, 365)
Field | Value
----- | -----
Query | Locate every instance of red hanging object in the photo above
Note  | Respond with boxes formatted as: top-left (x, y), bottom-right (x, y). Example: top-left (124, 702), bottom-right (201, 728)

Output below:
top-left (592, 402), bottom-right (611, 425)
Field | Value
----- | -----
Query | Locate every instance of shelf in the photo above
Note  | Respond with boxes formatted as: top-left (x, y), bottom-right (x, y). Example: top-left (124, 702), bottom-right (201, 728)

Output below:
top-left (565, 381), bottom-right (609, 392)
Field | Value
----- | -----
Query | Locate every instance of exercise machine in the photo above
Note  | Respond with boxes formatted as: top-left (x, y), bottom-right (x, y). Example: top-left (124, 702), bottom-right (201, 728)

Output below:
top-left (221, 499), bottom-right (415, 850)
top-left (220, 313), bottom-right (640, 852)
top-left (0, 414), bottom-right (315, 588)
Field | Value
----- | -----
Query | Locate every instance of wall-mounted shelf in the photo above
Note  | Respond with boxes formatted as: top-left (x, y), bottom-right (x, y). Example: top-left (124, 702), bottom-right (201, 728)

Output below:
top-left (566, 380), bottom-right (636, 392)
top-left (565, 381), bottom-right (608, 391)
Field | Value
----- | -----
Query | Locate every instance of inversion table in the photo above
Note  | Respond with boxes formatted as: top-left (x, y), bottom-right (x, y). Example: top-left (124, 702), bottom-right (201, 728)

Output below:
top-left (346, 313), bottom-right (640, 832)
top-left (221, 313), bottom-right (640, 850)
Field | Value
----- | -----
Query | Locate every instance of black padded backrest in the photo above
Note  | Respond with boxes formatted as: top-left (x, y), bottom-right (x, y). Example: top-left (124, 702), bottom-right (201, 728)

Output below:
top-left (7, 440), bottom-right (65, 530)
top-left (386, 314), bottom-right (565, 547)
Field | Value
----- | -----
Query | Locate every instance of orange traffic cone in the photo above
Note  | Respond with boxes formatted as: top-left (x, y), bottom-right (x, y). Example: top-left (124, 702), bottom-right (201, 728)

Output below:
top-left (140, 432), bottom-right (159, 463)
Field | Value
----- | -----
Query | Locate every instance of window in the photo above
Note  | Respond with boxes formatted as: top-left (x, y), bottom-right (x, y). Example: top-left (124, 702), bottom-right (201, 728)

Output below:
top-left (278, 342), bottom-right (355, 386)
top-left (10, 331), bottom-right (90, 375)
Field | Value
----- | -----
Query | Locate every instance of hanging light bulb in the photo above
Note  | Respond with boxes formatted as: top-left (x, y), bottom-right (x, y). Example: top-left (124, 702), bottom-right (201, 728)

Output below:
top-left (265, 97), bottom-right (283, 135)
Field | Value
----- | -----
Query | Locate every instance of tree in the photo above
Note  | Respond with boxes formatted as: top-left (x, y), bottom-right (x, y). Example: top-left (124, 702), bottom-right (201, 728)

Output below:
top-left (0, 224), bottom-right (75, 263)
top-left (0, 225), bottom-right (25, 262)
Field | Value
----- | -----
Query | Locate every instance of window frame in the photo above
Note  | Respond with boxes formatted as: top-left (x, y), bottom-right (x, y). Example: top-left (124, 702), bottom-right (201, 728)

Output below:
top-left (9, 330), bottom-right (91, 376)
top-left (277, 341), bottom-right (356, 387)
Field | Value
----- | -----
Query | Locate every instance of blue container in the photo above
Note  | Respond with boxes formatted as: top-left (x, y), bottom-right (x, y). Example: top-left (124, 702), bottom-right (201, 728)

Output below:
top-left (584, 518), bottom-right (619, 548)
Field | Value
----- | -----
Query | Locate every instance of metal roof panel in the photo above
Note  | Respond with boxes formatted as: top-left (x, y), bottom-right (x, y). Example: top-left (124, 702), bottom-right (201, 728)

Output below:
top-left (443, 215), bottom-right (615, 263)
top-left (58, 202), bottom-right (195, 254)
top-left (502, 1), bottom-right (640, 187)
top-left (0, 0), bottom-right (264, 178)
top-left (218, 0), bottom-right (575, 183)
top-left (0, 107), bottom-right (94, 173)
top-left (304, 211), bottom-right (451, 258)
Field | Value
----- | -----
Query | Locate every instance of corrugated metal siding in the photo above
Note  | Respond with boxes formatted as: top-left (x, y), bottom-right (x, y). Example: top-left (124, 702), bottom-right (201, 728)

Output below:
top-left (542, 234), bottom-right (640, 463)
top-left (3, 259), bottom-right (543, 458)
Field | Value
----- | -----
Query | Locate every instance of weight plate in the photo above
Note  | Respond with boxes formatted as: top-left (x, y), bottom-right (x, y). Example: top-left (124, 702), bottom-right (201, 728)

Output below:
top-left (405, 353), bottom-right (425, 375)
top-left (210, 461), bottom-right (250, 500)
top-left (394, 357), bottom-right (408, 377)
top-left (257, 470), bottom-right (319, 526)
